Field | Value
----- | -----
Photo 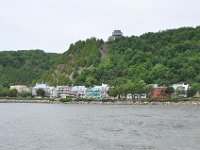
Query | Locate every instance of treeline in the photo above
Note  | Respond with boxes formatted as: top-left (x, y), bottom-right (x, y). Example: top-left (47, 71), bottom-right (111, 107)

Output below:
top-left (0, 87), bottom-right (18, 97)
top-left (40, 38), bottom-right (103, 85)
top-left (0, 87), bottom-right (32, 98)
top-left (0, 50), bottom-right (59, 87)
top-left (1, 26), bottom-right (200, 89)
top-left (72, 26), bottom-right (200, 87)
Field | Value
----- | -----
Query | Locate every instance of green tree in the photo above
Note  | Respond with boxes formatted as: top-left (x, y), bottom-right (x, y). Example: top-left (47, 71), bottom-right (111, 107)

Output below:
top-left (176, 87), bottom-right (186, 97)
top-left (0, 88), bottom-right (9, 97)
top-left (188, 88), bottom-right (197, 97)
top-left (165, 87), bottom-right (175, 98)
top-left (107, 88), bottom-right (118, 99)
top-left (18, 91), bottom-right (32, 98)
top-left (126, 80), bottom-right (145, 100)
top-left (145, 85), bottom-right (154, 98)
top-left (8, 89), bottom-right (18, 97)
top-left (36, 89), bottom-right (46, 97)
top-left (85, 77), bottom-right (97, 87)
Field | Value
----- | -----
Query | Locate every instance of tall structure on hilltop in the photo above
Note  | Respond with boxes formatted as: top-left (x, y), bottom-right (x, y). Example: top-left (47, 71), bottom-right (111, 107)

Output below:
top-left (112, 30), bottom-right (123, 37)
top-left (108, 30), bottom-right (123, 41)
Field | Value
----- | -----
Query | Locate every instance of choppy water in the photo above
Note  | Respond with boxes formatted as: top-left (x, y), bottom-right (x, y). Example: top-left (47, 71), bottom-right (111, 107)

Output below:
top-left (0, 103), bottom-right (200, 150)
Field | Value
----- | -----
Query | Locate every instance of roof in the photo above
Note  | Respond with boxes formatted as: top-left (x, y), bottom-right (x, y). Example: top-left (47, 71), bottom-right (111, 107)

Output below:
top-left (112, 30), bottom-right (123, 36)
top-left (33, 83), bottom-right (49, 89)
top-left (71, 86), bottom-right (87, 92)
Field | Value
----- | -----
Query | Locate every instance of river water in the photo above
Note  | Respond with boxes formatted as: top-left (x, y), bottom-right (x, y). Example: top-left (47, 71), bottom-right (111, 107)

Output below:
top-left (0, 103), bottom-right (199, 150)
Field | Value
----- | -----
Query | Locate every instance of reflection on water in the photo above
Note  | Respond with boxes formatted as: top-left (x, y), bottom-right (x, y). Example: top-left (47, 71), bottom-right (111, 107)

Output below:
top-left (0, 103), bottom-right (200, 150)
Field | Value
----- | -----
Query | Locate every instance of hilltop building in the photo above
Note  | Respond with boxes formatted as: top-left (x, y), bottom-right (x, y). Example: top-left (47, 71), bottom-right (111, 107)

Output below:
top-left (108, 30), bottom-right (123, 41)
top-left (112, 30), bottom-right (123, 37)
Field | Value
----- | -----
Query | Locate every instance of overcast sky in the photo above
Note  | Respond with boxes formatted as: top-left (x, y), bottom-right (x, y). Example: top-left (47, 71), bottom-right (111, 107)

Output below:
top-left (0, 0), bottom-right (199, 53)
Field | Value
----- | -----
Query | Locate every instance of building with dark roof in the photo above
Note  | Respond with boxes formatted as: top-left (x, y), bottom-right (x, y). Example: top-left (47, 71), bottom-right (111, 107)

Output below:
top-left (108, 30), bottom-right (123, 41)
top-left (112, 30), bottom-right (123, 37)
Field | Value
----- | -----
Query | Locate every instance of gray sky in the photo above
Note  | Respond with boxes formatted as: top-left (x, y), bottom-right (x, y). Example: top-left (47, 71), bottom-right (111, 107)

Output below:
top-left (0, 0), bottom-right (199, 53)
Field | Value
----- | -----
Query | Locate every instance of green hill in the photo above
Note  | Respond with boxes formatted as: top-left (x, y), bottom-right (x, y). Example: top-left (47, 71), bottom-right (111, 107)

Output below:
top-left (40, 38), bottom-right (103, 85)
top-left (42, 26), bottom-right (200, 86)
top-left (0, 50), bottom-right (59, 87)
top-left (1, 26), bottom-right (200, 87)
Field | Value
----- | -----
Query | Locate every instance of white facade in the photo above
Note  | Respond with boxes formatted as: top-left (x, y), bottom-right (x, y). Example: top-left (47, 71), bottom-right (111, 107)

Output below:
top-left (56, 86), bottom-right (70, 98)
top-left (126, 93), bottom-right (147, 100)
top-left (10, 85), bottom-right (32, 93)
top-left (172, 83), bottom-right (189, 98)
top-left (71, 86), bottom-right (87, 98)
top-left (49, 87), bottom-right (57, 99)
top-left (32, 83), bottom-right (54, 97)
top-left (99, 83), bottom-right (110, 98)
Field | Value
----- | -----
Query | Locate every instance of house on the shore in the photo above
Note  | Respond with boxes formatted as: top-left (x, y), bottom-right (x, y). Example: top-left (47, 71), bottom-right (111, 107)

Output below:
top-left (32, 83), bottom-right (54, 97)
top-left (49, 86), bottom-right (71, 99)
top-left (126, 93), bottom-right (147, 100)
top-left (70, 86), bottom-right (87, 98)
top-left (57, 86), bottom-right (71, 98)
top-left (100, 83), bottom-right (110, 98)
top-left (86, 87), bottom-right (102, 99)
top-left (172, 83), bottom-right (189, 98)
top-left (86, 84), bottom-right (110, 99)
top-left (10, 85), bottom-right (32, 93)
top-left (150, 86), bottom-right (168, 99)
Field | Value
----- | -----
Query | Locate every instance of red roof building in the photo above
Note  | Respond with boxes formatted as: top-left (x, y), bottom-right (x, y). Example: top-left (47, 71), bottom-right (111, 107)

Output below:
top-left (150, 87), bottom-right (168, 99)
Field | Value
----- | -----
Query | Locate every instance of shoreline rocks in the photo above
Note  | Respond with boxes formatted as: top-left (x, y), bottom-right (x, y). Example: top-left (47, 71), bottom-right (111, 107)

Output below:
top-left (0, 99), bottom-right (53, 104)
top-left (0, 99), bottom-right (200, 105)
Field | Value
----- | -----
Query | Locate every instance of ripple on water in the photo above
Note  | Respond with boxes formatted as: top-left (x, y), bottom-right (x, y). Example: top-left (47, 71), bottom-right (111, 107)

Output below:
top-left (0, 104), bottom-right (200, 150)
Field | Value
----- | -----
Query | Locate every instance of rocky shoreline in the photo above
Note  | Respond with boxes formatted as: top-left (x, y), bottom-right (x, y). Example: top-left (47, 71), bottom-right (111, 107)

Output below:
top-left (0, 99), bottom-right (54, 104)
top-left (0, 99), bottom-right (200, 105)
top-left (64, 101), bottom-right (200, 105)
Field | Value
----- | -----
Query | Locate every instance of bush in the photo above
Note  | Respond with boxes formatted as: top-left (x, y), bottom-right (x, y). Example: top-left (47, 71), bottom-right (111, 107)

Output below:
top-left (36, 89), bottom-right (45, 97)
top-left (102, 99), bottom-right (116, 102)
top-left (18, 91), bottom-right (32, 98)
top-left (60, 98), bottom-right (73, 102)
top-left (140, 98), bottom-right (192, 103)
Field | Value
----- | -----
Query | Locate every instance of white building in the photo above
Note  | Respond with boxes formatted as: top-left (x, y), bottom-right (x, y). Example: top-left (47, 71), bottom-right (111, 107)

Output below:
top-left (49, 87), bottom-right (57, 99)
top-left (126, 93), bottom-right (147, 100)
top-left (172, 83), bottom-right (189, 98)
top-left (32, 83), bottom-right (54, 97)
top-left (71, 86), bottom-right (87, 98)
top-left (10, 85), bottom-right (32, 93)
top-left (56, 86), bottom-right (71, 98)
top-left (95, 83), bottom-right (110, 98)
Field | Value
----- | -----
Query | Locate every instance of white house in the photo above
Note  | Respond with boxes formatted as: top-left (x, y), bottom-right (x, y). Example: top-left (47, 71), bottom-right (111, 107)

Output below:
top-left (32, 83), bottom-right (54, 97)
top-left (56, 86), bottom-right (71, 98)
top-left (126, 93), bottom-right (147, 100)
top-left (71, 86), bottom-right (87, 98)
top-left (49, 87), bottom-right (57, 99)
top-left (86, 83), bottom-right (110, 99)
top-left (172, 83), bottom-right (189, 98)
top-left (10, 85), bottom-right (32, 93)
top-left (95, 83), bottom-right (110, 98)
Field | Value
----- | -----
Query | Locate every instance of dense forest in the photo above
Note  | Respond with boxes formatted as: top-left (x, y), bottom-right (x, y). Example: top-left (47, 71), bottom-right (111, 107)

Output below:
top-left (0, 50), bottom-right (59, 87)
top-left (40, 38), bottom-right (103, 85)
top-left (47, 26), bottom-right (200, 87)
top-left (1, 26), bottom-right (200, 88)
